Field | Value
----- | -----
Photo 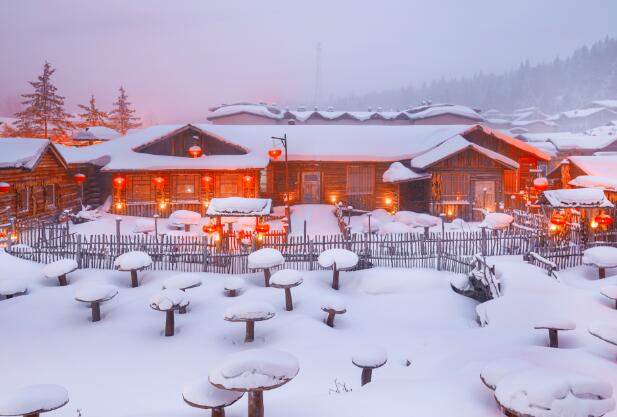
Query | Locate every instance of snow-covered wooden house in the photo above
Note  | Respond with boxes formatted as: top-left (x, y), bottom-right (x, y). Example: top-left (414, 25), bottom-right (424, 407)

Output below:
top-left (59, 123), bottom-right (549, 220)
top-left (0, 138), bottom-right (80, 223)
top-left (72, 126), bottom-right (121, 146)
top-left (549, 154), bottom-right (617, 204)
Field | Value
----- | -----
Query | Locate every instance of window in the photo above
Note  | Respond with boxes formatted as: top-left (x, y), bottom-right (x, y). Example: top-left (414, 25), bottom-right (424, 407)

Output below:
top-left (219, 175), bottom-right (240, 197)
top-left (439, 174), bottom-right (470, 201)
top-left (16, 188), bottom-right (30, 212)
top-left (259, 169), bottom-right (268, 194)
top-left (130, 176), bottom-right (154, 200)
top-left (346, 166), bottom-right (374, 195)
top-left (172, 175), bottom-right (199, 201)
top-left (503, 170), bottom-right (518, 194)
top-left (44, 184), bottom-right (56, 208)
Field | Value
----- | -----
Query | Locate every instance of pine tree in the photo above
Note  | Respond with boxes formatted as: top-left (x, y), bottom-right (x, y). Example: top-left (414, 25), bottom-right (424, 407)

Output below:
top-left (109, 86), bottom-right (141, 134)
top-left (77, 94), bottom-right (109, 128)
top-left (14, 61), bottom-right (73, 140)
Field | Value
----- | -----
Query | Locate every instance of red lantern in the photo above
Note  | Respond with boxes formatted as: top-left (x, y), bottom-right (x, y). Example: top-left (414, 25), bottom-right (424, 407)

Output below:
top-left (268, 148), bottom-right (282, 160)
top-left (202, 224), bottom-right (215, 234)
top-left (152, 176), bottom-right (165, 187)
top-left (244, 175), bottom-right (253, 183)
top-left (73, 173), bottom-right (86, 184)
top-left (202, 175), bottom-right (212, 184)
top-left (113, 176), bottom-right (126, 189)
top-left (255, 223), bottom-right (270, 233)
top-left (533, 177), bottom-right (549, 192)
top-left (0, 182), bottom-right (9, 193)
top-left (595, 213), bottom-right (613, 226)
top-left (188, 146), bottom-right (202, 158)
top-left (550, 213), bottom-right (566, 226)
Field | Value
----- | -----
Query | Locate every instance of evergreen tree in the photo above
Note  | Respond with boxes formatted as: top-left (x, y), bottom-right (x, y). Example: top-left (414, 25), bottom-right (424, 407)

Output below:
top-left (77, 94), bottom-right (109, 128)
top-left (14, 62), bottom-right (73, 140)
top-left (109, 86), bottom-right (141, 134)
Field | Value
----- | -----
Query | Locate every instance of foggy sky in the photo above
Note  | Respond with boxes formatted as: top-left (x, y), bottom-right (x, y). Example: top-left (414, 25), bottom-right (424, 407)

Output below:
top-left (2, 0), bottom-right (617, 123)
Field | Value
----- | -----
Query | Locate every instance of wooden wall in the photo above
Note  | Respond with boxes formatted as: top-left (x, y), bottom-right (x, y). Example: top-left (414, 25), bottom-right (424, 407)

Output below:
top-left (135, 126), bottom-right (246, 157)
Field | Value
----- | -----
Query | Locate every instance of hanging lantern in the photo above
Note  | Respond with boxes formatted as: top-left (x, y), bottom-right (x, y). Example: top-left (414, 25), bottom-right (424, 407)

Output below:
top-left (533, 177), bottom-right (549, 192)
top-left (188, 145), bottom-right (202, 158)
top-left (595, 213), bottom-right (613, 226)
top-left (550, 213), bottom-right (566, 226)
top-left (255, 223), bottom-right (270, 234)
top-left (268, 148), bottom-right (282, 160)
top-left (244, 175), bottom-right (253, 183)
top-left (0, 182), bottom-right (10, 193)
top-left (152, 176), bottom-right (165, 187)
top-left (73, 173), bottom-right (86, 184)
top-left (113, 176), bottom-right (126, 189)
top-left (202, 175), bottom-right (212, 184)
top-left (202, 224), bottom-right (216, 234)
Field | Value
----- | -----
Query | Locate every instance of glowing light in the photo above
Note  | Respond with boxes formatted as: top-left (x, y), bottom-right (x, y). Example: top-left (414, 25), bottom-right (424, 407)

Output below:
top-left (188, 146), bottom-right (202, 158)
top-left (113, 177), bottom-right (126, 189)
top-left (243, 175), bottom-right (252, 183)
top-left (202, 175), bottom-right (212, 184)
top-left (595, 213), bottom-right (613, 226)
top-left (447, 209), bottom-right (453, 217)
top-left (255, 223), bottom-right (270, 234)
top-left (533, 177), bottom-right (549, 192)
top-left (202, 224), bottom-right (215, 234)
top-left (73, 173), bottom-right (86, 184)
top-left (268, 148), bottom-right (282, 160)
top-left (330, 195), bottom-right (337, 203)
top-left (0, 182), bottom-right (9, 193)
top-left (159, 201), bottom-right (167, 210)
top-left (152, 176), bottom-right (165, 187)
top-left (115, 201), bottom-right (124, 210)
top-left (385, 197), bottom-right (393, 206)
top-left (591, 220), bottom-right (599, 229)
top-left (550, 213), bottom-right (566, 226)
top-left (549, 223), bottom-right (558, 232)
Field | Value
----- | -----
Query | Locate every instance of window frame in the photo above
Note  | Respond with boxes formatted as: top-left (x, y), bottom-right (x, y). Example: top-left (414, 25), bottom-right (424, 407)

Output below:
top-left (346, 165), bottom-right (375, 196)
top-left (44, 184), bottom-right (56, 209)
top-left (16, 187), bottom-right (30, 213)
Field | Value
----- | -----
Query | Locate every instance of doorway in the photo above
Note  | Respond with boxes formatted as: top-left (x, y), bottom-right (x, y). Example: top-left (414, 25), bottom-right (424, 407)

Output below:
top-left (301, 172), bottom-right (321, 204)
top-left (473, 180), bottom-right (496, 220)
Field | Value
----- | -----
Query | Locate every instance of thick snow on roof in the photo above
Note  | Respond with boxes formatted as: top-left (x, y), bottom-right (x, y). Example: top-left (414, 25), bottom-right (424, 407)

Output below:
top-left (560, 107), bottom-right (617, 119)
top-left (539, 188), bottom-right (614, 208)
top-left (520, 127), bottom-right (617, 151)
top-left (0, 138), bottom-right (51, 169)
top-left (570, 176), bottom-right (617, 191)
top-left (569, 154), bottom-right (617, 177)
top-left (209, 104), bottom-right (284, 120)
top-left (590, 100), bottom-right (617, 110)
top-left (207, 197), bottom-right (271, 216)
top-left (73, 126), bottom-right (121, 141)
top-left (406, 104), bottom-right (485, 122)
top-left (382, 162), bottom-right (430, 183)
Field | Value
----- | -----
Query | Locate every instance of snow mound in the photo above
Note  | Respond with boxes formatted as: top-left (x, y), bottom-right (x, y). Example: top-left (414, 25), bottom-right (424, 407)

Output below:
top-left (588, 322), bottom-right (617, 346)
top-left (134, 218), bottom-right (155, 233)
top-left (321, 296), bottom-right (347, 312)
top-left (369, 209), bottom-right (393, 224)
top-left (582, 247), bottom-right (617, 268)
top-left (393, 210), bottom-right (418, 226)
top-left (270, 269), bottom-right (303, 286)
top-left (209, 349), bottom-right (299, 390)
top-left (224, 276), bottom-right (244, 291)
top-left (42, 259), bottom-right (78, 278)
top-left (162, 273), bottom-right (202, 290)
top-left (382, 162), bottom-right (427, 183)
top-left (224, 302), bottom-right (276, 321)
top-left (150, 289), bottom-right (189, 310)
top-left (0, 384), bottom-right (69, 415)
top-left (480, 213), bottom-right (514, 230)
top-left (379, 221), bottom-right (412, 234)
top-left (352, 346), bottom-right (387, 368)
top-left (480, 358), bottom-right (533, 390)
top-left (0, 279), bottom-right (27, 296)
top-left (114, 251), bottom-right (152, 271)
top-left (600, 286), bottom-right (617, 300)
top-left (412, 213), bottom-right (441, 227)
top-left (169, 210), bottom-right (201, 226)
top-left (361, 215), bottom-right (381, 232)
top-left (182, 378), bottom-right (243, 407)
top-left (494, 368), bottom-right (615, 417)
top-left (248, 248), bottom-right (284, 269)
top-left (75, 284), bottom-right (118, 302)
top-left (318, 249), bottom-right (359, 269)
top-left (76, 207), bottom-right (102, 221)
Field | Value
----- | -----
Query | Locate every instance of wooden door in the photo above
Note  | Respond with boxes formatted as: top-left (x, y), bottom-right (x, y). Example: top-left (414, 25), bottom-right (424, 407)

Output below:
top-left (301, 172), bottom-right (321, 204)
top-left (474, 180), bottom-right (496, 216)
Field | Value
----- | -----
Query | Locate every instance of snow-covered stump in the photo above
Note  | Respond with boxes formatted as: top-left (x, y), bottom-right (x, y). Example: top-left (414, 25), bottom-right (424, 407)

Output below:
top-left (163, 273), bottom-right (202, 314)
top-left (0, 279), bottom-right (27, 300)
top-left (493, 368), bottom-right (615, 417)
top-left (589, 322), bottom-right (617, 355)
top-left (224, 276), bottom-right (244, 297)
top-left (534, 320), bottom-right (576, 348)
top-left (247, 249), bottom-right (284, 287)
top-left (583, 247), bottom-right (617, 279)
top-left (479, 213), bottom-right (514, 231)
top-left (182, 379), bottom-right (244, 417)
top-left (321, 297), bottom-right (347, 328)
top-left (169, 210), bottom-right (201, 232)
top-left (352, 346), bottom-right (387, 386)
top-left (150, 289), bottom-right (189, 337)
top-left (479, 358), bottom-right (533, 391)
top-left (224, 302), bottom-right (275, 343)
top-left (270, 269), bottom-right (303, 311)
top-left (0, 384), bottom-right (69, 417)
top-left (42, 259), bottom-right (78, 287)
top-left (209, 349), bottom-right (299, 417)
top-left (318, 249), bottom-right (359, 290)
top-left (114, 251), bottom-right (152, 288)
top-left (601, 286), bottom-right (617, 309)
top-left (74, 284), bottom-right (118, 322)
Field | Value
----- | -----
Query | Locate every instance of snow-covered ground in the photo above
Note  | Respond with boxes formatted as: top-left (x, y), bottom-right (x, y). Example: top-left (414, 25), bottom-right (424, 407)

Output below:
top-left (3, 248), bottom-right (617, 417)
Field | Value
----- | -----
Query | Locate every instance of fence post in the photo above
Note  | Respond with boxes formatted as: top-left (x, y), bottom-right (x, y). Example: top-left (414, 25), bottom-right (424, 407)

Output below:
top-left (8, 217), bottom-right (15, 249)
top-left (202, 236), bottom-right (208, 272)
top-left (481, 226), bottom-right (487, 256)
top-left (437, 233), bottom-right (443, 271)
top-left (303, 220), bottom-right (307, 241)
top-left (76, 234), bottom-right (82, 268)
top-left (115, 217), bottom-right (122, 255)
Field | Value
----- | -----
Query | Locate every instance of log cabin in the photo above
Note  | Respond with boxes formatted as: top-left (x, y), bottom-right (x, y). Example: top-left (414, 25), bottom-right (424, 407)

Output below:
top-left (0, 138), bottom-right (81, 224)
top-left (58, 123), bottom-right (550, 221)
top-left (548, 154), bottom-right (617, 204)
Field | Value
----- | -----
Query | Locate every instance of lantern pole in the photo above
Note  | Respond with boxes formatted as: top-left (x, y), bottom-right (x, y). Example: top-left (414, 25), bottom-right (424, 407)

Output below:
top-left (271, 133), bottom-right (291, 233)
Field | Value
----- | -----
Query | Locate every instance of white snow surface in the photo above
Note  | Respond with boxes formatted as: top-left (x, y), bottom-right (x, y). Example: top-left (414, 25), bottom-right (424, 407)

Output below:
top-left (0, 384), bottom-right (68, 415)
top-left (224, 276), bottom-right (244, 291)
top-left (589, 322), bottom-right (617, 346)
top-left (162, 273), bottom-right (202, 290)
top-left (114, 251), bottom-right (152, 271)
top-left (270, 269), bottom-right (303, 286)
top-left (73, 126), bottom-right (120, 141)
top-left (317, 249), bottom-right (359, 269)
top-left (583, 247), bottom-right (617, 268)
top-left (248, 248), bottom-right (284, 269)
top-left (378, 221), bottom-right (413, 234)
top-left (480, 358), bottom-right (533, 390)
top-left (168, 210), bottom-right (201, 226)
top-left (224, 302), bottom-right (276, 321)
top-left (351, 346), bottom-right (387, 368)
top-left (74, 284), bottom-right (118, 302)
top-left (0, 278), bottom-right (27, 296)
top-left (150, 289), bottom-right (189, 311)
top-left (570, 176), bottom-right (617, 192)
top-left (480, 213), bottom-right (514, 230)
top-left (182, 378), bottom-right (243, 407)
top-left (209, 349), bottom-right (299, 390)
top-left (42, 259), bottom-right (78, 278)
top-left (207, 197), bottom-right (272, 216)
top-left (133, 218), bottom-right (155, 233)
top-left (0, 138), bottom-right (52, 169)
top-left (601, 286), bottom-right (617, 300)
top-left (541, 188), bottom-right (614, 208)
top-left (382, 162), bottom-right (429, 183)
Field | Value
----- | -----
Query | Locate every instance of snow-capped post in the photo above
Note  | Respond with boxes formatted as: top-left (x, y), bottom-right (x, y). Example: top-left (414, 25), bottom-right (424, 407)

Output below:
top-left (42, 258), bottom-right (78, 286)
top-left (115, 217), bottom-right (122, 254)
top-left (182, 378), bottom-right (244, 417)
top-left (439, 213), bottom-right (446, 235)
top-left (0, 278), bottom-right (27, 300)
top-left (0, 384), bottom-right (69, 417)
top-left (366, 212), bottom-right (372, 234)
top-left (74, 284), bottom-right (118, 322)
top-left (480, 226), bottom-right (487, 256)
top-left (224, 276), bottom-right (244, 297)
top-left (352, 346), bottom-right (387, 386)
top-left (321, 297), bottom-right (347, 327)
top-left (247, 248), bottom-right (284, 287)
top-left (270, 269), bottom-right (303, 311)
top-left (153, 214), bottom-right (159, 236)
top-left (163, 273), bottom-right (202, 314)
top-left (75, 234), bottom-right (82, 268)
top-left (583, 246), bottom-right (617, 279)
top-left (150, 289), bottom-right (189, 336)
top-left (601, 286), bottom-right (617, 309)
top-left (303, 220), bottom-right (307, 240)
top-left (318, 248), bottom-right (359, 290)
top-left (8, 217), bottom-right (15, 249)
top-left (534, 320), bottom-right (576, 348)
top-left (114, 251), bottom-right (152, 288)
top-left (209, 348), bottom-right (299, 417)
top-left (224, 302), bottom-right (276, 343)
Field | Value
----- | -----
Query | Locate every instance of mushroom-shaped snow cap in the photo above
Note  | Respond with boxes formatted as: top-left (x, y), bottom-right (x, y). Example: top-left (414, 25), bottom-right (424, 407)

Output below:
top-left (352, 346), bottom-right (387, 369)
top-left (248, 248), bottom-right (284, 269)
top-left (209, 349), bottom-right (299, 391)
top-left (169, 210), bottom-right (201, 226)
top-left (42, 259), bottom-right (78, 278)
top-left (114, 251), bottom-right (152, 271)
top-left (318, 249), bottom-right (358, 270)
top-left (480, 213), bottom-right (514, 230)
top-left (589, 322), bottom-right (617, 347)
top-left (321, 296), bottom-right (347, 313)
top-left (0, 384), bottom-right (69, 416)
top-left (224, 276), bottom-right (244, 291)
top-left (163, 273), bottom-right (202, 290)
top-left (494, 368), bottom-right (615, 417)
top-left (74, 283), bottom-right (118, 303)
top-left (270, 269), bottom-right (303, 287)
top-left (583, 247), bottom-right (617, 268)
top-left (480, 358), bottom-right (533, 390)
top-left (0, 279), bottom-right (27, 297)
top-left (150, 289), bottom-right (189, 311)
top-left (224, 302), bottom-right (276, 322)
top-left (533, 319), bottom-right (576, 331)
top-left (182, 379), bottom-right (244, 409)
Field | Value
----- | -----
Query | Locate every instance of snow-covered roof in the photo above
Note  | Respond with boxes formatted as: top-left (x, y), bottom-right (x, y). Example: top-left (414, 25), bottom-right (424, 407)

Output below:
top-left (209, 103), bottom-right (284, 120)
top-left (511, 119), bottom-right (557, 127)
top-left (520, 127), bottom-right (617, 151)
top-left (405, 104), bottom-right (485, 122)
top-left (72, 126), bottom-right (121, 141)
top-left (559, 107), bottom-right (617, 120)
top-left (569, 154), bottom-right (617, 178)
top-left (0, 138), bottom-right (55, 170)
top-left (382, 162), bottom-right (430, 183)
top-left (570, 176), bottom-right (617, 192)
top-left (207, 197), bottom-right (272, 216)
top-left (538, 188), bottom-right (614, 208)
top-left (589, 100), bottom-right (617, 110)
